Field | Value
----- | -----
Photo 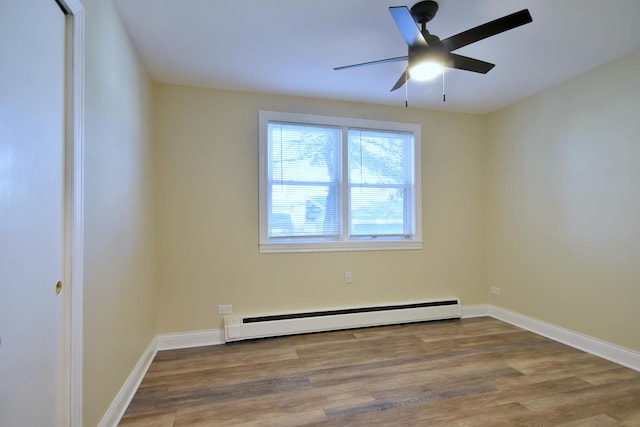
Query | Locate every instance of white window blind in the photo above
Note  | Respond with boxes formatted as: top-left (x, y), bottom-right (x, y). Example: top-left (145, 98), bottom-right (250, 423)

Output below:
top-left (259, 111), bottom-right (422, 253)
top-left (348, 129), bottom-right (414, 240)
top-left (268, 122), bottom-right (341, 240)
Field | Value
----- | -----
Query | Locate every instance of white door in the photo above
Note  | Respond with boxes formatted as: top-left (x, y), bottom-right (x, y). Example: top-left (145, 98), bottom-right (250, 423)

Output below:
top-left (0, 0), bottom-right (66, 425)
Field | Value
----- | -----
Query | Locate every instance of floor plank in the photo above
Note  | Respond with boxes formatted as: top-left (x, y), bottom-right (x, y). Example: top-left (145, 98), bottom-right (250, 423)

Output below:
top-left (119, 318), bottom-right (640, 426)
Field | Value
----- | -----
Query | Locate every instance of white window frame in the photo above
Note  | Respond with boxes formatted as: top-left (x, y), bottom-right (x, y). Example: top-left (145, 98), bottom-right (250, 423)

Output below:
top-left (259, 110), bottom-right (422, 253)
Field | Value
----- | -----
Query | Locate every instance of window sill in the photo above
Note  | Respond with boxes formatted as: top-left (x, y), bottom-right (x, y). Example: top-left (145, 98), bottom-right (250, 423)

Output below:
top-left (259, 240), bottom-right (424, 254)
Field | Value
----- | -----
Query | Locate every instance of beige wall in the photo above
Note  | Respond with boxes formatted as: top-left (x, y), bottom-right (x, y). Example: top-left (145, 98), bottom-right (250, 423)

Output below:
top-left (154, 85), bottom-right (488, 333)
top-left (487, 51), bottom-right (640, 352)
top-left (83, 0), bottom-right (156, 425)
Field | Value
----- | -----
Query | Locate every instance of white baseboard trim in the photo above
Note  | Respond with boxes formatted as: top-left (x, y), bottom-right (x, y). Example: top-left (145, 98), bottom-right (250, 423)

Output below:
top-left (489, 305), bottom-right (640, 372)
top-left (156, 329), bottom-right (225, 351)
top-left (98, 330), bottom-right (224, 426)
top-left (98, 338), bottom-right (157, 427)
top-left (461, 304), bottom-right (490, 318)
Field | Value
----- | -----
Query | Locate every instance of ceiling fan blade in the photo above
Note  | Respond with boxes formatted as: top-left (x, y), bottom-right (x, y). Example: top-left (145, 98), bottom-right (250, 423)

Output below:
top-left (390, 69), bottom-right (409, 92)
top-left (389, 6), bottom-right (429, 47)
top-left (441, 9), bottom-right (532, 52)
top-left (447, 53), bottom-right (495, 74)
top-left (334, 55), bottom-right (408, 71)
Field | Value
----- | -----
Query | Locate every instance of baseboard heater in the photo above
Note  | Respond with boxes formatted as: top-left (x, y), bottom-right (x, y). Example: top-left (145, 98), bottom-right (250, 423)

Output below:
top-left (223, 299), bottom-right (461, 342)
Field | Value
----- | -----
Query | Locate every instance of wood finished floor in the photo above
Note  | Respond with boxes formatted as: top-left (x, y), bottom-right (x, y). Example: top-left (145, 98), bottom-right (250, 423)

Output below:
top-left (119, 317), bottom-right (640, 426)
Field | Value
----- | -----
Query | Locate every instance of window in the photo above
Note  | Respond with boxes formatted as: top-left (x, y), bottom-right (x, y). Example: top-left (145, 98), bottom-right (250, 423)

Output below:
top-left (259, 111), bottom-right (422, 253)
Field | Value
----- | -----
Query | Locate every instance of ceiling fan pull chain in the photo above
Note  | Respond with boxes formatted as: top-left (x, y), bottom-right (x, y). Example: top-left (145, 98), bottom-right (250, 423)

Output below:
top-left (442, 70), bottom-right (446, 102)
top-left (405, 68), bottom-right (409, 107)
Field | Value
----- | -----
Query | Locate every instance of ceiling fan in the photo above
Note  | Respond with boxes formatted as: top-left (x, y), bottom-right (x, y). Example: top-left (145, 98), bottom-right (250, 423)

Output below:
top-left (334, 1), bottom-right (532, 92)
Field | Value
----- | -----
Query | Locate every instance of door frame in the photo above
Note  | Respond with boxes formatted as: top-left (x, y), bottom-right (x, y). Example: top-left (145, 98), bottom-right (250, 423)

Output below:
top-left (56, 0), bottom-right (85, 425)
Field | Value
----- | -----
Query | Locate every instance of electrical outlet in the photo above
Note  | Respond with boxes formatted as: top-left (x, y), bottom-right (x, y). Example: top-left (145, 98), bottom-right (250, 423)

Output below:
top-left (490, 286), bottom-right (501, 296)
top-left (344, 272), bottom-right (353, 284)
top-left (217, 304), bottom-right (233, 315)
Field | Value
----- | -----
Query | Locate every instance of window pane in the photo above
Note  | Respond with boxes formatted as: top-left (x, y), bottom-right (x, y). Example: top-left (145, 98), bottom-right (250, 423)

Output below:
top-left (269, 123), bottom-right (339, 183)
top-left (348, 129), bottom-right (409, 185)
top-left (269, 184), bottom-right (340, 238)
top-left (268, 122), bottom-right (341, 239)
top-left (348, 129), bottom-right (414, 238)
top-left (349, 187), bottom-right (407, 236)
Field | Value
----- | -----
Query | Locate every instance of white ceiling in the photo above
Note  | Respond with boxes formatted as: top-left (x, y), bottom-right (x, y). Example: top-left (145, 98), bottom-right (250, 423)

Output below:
top-left (115, 0), bottom-right (640, 113)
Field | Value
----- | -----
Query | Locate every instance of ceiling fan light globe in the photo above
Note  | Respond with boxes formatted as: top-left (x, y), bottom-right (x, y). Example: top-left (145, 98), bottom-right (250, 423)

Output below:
top-left (410, 61), bottom-right (443, 81)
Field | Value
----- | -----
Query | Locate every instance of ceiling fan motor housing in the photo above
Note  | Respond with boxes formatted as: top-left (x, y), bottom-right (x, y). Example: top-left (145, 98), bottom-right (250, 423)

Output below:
top-left (408, 44), bottom-right (448, 69)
